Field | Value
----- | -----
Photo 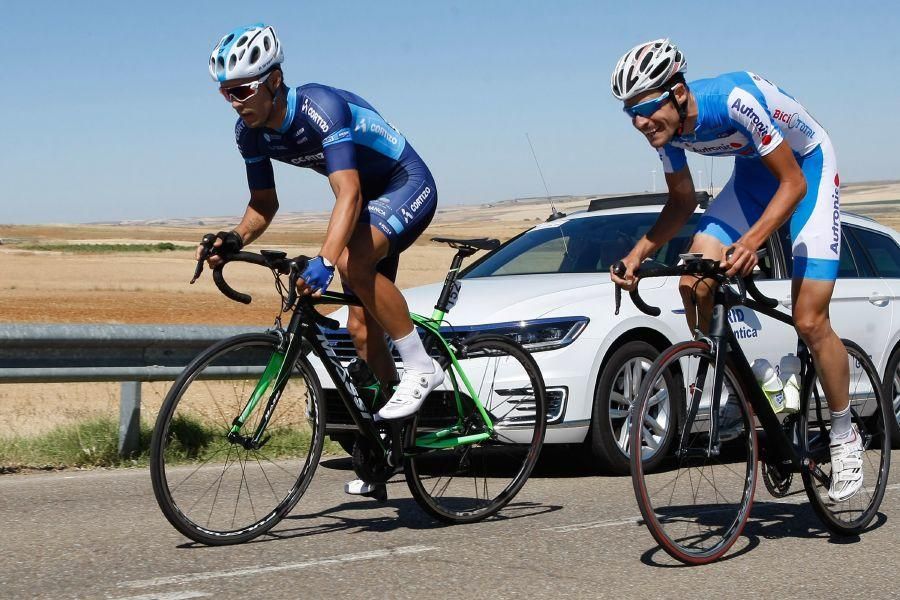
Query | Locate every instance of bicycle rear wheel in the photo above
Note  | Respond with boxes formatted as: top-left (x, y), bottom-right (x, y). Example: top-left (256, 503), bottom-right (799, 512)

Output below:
top-left (800, 339), bottom-right (891, 534)
top-left (631, 341), bottom-right (757, 564)
top-left (150, 333), bottom-right (325, 545)
top-left (404, 334), bottom-right (547, 523)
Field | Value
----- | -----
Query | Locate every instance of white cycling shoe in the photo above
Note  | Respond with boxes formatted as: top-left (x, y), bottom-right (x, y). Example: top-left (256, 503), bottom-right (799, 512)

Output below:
top-left (828, 427), bottom-right (864, 502)
top-left (376, 359), bottom-right (444, 420)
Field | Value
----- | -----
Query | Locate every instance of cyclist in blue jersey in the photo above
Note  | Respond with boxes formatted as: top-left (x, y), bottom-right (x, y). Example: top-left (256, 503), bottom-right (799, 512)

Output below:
top-left (608, 39), bottom-right (862, 501)
top-left (201, 24), bottom-right (444, 431)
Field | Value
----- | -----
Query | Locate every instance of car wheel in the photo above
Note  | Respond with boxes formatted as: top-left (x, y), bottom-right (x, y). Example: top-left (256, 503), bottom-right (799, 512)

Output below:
top-left (885, 346), bottom-right (900, 449)
top-left (589, 340), bottom-right (678, 474)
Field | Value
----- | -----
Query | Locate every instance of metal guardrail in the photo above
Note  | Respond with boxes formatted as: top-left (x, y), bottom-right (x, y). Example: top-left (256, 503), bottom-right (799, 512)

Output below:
top-left (0, 324), bottom-right (257, 455)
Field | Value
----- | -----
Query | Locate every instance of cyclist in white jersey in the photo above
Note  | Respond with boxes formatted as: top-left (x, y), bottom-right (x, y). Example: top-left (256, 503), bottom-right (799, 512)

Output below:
top-left (609, 39), bottom-right (861, 501)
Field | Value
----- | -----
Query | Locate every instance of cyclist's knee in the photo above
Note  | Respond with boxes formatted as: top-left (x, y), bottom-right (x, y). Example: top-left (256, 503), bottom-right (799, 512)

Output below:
top-left (793, 308), bottom-right (832, 345)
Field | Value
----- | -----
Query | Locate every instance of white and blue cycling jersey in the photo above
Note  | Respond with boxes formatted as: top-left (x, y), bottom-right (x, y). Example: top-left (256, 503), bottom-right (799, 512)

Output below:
top-left (658, 71), bottom-right (840, 281)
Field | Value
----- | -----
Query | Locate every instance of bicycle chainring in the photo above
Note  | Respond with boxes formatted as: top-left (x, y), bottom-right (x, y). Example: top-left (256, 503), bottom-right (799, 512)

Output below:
top-left (351, 433), bottom-right (397, 484)
top-left (762, 462), bottom-right (793, 497)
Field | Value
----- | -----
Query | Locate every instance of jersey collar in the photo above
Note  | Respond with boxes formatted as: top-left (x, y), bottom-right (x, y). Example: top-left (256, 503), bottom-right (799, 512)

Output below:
top-left (276, 87), bottom-right (297, 134)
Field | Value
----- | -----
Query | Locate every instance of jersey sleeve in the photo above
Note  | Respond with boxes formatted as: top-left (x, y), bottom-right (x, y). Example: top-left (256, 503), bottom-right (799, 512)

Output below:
top-left (235, 119), bottom-right (275, 190)
top-left (298, 87), bottom-right (358, 175)
top-left (725, 87), bottom-right (783, 158)
top-left (658, 144), bottom-right (687, 173)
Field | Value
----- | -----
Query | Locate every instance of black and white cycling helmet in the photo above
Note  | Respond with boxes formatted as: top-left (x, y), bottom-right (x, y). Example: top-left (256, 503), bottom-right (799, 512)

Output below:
top-left (209, 24), bottom-right (284, 83)
top-left (610, 38), bottom-right (687, 101)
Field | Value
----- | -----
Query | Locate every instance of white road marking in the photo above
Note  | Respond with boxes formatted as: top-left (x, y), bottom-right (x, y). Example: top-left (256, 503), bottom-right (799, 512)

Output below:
top-left (544, 483), bottom-right (900, 533)
top-left (118, 545), bottom-right (437, 589)
top-left (108, 592), bottom-right (211, 600)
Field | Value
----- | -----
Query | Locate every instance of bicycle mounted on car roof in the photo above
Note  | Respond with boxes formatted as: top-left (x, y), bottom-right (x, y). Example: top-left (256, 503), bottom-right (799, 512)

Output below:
top-left (150, 235), bottom-right (548, 545)
top-left (613, 253), bottom-right (891, 565)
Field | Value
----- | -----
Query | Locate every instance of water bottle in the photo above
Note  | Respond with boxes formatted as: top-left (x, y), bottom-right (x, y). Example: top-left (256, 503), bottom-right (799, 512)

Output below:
top-left (779, 354), bottom-right (802, 413)
top-left (751, 358), bottom-right (786, 413)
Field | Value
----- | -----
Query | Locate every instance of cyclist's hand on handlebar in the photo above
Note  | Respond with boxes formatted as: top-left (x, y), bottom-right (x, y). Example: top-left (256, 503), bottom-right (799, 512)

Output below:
top-left (296, 255), bottom-right (335, 298)
top-left (722, 239), bottom-right (758, 278)
top-left (610, 254), bottom-right (641, 291)
top-left (196, 231), bottom-right (244, 268)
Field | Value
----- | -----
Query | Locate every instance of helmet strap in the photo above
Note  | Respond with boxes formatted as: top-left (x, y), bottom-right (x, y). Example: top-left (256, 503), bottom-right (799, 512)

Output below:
top-left (668, 84), bottom-right (688, 136)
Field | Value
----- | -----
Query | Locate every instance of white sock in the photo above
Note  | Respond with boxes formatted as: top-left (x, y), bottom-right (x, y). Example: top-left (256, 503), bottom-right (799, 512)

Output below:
top-left (830, 406), bottom-right (853, 441)
top-left (392, 329), bottom-right (434, 374)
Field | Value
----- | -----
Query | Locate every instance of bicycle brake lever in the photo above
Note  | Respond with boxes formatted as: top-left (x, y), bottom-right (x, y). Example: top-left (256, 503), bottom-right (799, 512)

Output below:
top-left (190, 233), bottom-right (217, 284)
top-left (612, 261), bottom-right (626, 315)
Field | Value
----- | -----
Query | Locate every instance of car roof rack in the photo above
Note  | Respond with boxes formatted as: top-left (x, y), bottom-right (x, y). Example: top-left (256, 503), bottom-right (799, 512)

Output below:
top-left (588, 191), bottom-right (711, 211)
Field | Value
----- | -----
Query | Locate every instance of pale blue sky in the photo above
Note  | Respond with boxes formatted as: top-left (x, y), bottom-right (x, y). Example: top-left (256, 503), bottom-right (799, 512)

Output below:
top-left (3, 1), bottom-right (898, 223)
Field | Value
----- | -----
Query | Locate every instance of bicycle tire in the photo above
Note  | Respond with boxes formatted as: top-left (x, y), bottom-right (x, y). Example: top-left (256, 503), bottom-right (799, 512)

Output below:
top-left (631, 340), bottom-right (757, 565)
top-left (800, 339), bottom-right (891, 534)
top-left (404, 333), bottom-right (547, 523)
top-left (150, 333), bottom-right (326, 545)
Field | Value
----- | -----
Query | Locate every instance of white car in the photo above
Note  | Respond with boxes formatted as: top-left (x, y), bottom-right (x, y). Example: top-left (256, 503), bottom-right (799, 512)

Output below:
top-left (320, 193), bottom-right (900, 473)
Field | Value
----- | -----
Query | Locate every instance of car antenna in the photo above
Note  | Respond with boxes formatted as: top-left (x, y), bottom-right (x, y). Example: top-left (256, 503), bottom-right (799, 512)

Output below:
top-left (526, 133), bottom-right (566, 222)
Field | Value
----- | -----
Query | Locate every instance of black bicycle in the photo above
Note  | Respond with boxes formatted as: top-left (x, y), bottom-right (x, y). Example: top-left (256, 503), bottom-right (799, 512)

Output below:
top-left (150, 237), bottom-right (547, 545)
top-left (616, 255), bottom-right (891, 564)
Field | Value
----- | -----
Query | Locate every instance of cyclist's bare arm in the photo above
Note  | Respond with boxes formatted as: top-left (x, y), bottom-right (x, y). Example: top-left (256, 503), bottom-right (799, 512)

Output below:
top-left (723, 142), bottom-right (806, 276)
top-left (611, 166), bottom-right (697, 289)
top-left (319, 168), bottom-right (364, 265)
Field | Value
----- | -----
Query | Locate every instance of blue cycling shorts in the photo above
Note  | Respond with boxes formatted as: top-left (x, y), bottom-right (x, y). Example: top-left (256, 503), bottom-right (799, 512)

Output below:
top-left (695, 139), bottom-right (840, 281)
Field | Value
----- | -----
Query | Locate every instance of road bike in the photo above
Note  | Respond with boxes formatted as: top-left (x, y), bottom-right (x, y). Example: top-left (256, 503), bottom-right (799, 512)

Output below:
top-left (616, 255), bottom-right (891, 564)
top-left (150, 236), bottom-right (547, 545)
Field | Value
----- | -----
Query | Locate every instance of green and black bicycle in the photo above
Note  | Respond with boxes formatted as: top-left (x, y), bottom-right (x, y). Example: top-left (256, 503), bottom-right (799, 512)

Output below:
top-left (150, 236), bottom-right (547, 545)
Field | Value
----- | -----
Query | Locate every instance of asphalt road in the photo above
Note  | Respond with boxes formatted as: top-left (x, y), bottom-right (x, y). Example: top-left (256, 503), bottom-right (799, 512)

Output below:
top-left (4, 448), bottom-right (900, 600)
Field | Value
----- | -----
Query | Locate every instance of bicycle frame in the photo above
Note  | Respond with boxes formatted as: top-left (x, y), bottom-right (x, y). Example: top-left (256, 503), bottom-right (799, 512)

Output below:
top-left (228, 270), bottom-right (498, 457)
top-left (686, 282), bottom-right (818, 473)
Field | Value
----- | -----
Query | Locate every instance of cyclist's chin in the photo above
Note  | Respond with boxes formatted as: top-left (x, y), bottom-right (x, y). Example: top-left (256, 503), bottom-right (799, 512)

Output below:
top-left (239, 112), bottom-right (263, 128)
top-left (646, 128), bottom-right (674, 148)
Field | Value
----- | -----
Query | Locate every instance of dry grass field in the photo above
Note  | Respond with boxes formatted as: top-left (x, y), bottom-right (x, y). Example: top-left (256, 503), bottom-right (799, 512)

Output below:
top-left (1, 183), bottom-right (898, 439)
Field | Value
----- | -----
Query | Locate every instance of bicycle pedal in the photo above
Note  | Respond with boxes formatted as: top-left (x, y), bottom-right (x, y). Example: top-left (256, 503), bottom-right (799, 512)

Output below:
top-left (344, 479), bottom-right (388, 503)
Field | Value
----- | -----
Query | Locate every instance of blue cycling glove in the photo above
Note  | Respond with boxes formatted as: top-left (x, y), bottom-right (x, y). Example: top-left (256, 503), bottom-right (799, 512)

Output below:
top-left (300, 256), bottom-right (335, 293)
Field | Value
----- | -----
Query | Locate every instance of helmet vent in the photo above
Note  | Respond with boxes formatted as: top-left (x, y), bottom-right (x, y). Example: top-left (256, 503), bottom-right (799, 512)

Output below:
top-left (222, 34), bottom-right (234, 45)
top-left (249, 47), bottom-right (260, 65)
top-left (217, 56), bottom-right (225, 71)
top-left (228, 54), bottom-right (237, 69)
top-left (264, 36), bottom-right (271, 51)
top-left (236, 35), bottom-right (248, 47)
top-left (649, 59), bottom-right (671, 80)
top-left (238, 49), bottom-right (246, 60)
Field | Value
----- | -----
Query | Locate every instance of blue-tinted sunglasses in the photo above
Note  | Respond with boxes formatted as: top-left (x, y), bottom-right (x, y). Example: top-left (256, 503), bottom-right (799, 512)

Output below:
top-left (623, 91), bottom-right (671, 119)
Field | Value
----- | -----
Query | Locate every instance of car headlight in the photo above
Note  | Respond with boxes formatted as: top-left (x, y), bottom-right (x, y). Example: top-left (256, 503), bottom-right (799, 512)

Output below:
top-left (469, 317), bottom-right (589, 352)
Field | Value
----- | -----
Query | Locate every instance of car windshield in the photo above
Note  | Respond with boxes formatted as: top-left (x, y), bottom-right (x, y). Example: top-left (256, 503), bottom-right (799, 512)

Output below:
top-left (465, 212), bottom-right (701, 277)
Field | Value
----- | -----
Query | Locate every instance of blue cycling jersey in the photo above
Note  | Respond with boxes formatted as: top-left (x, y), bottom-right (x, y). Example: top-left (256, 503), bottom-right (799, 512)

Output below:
top-left (657, 71), bottom-right (827, 173)
top-left (236, 83), bottom-right (425, 198)
top-left (662, 72), bottom-right (841, 281)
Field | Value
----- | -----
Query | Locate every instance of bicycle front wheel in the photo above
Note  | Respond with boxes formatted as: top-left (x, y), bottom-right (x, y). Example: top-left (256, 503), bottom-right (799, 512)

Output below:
top-left (631, 341), bottom-right (757, 565)
top-left (800, 339), bottom-right (891, 534)
top-left (404, 334), bottom-right (547, 523)
top-left (150, 333), bottom-right (325, 545)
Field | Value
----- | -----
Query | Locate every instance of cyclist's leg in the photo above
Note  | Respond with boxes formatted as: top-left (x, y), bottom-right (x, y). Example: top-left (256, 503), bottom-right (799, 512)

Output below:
top-left (684, 168), bottom-right (765, 333)
top-left (340, 165), bottom-right (440, 419)
top-left (789, 141), bottom-right (848, 414)
top-left (345, 303), bottom-right (397, 387)
top-left (788, 140), bottom-right (859, 499)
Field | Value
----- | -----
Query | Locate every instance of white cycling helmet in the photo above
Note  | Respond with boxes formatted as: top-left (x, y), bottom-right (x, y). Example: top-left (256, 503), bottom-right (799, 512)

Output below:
top-left (610, 38), bottom-right (687, 101)
top-left (209, 24), bottom-right (284, 83)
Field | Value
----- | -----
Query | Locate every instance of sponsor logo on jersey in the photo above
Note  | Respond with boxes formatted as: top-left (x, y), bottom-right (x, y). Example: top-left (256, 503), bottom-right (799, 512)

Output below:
top-left (830, 182), bottom-right (841, 254)
top-left (294, 128), bottom-right (305, 137)
top-left (354, 118), bottom-right (400, 146)
top-left (263, 133), bottom-right (282, 142)
top-left (771, 109), bottom-right (817, 139)
top-left (730, 97), bottom-right (771, 142)
top-left (680, 141), bottom-right (748, 155)
top-left (377, 221), bottom-right (392, 236)
top-left (301, 97), bottom-right (330, 133)
top-left (400, 207), bottom-right (413, 223)
top-left (289, 152), bottom-right (325, 166)
top-left (367, 203), bottom-right (387, 217)
top-left (408, 186), bottom-right (432, 214)
top-left (323, 128), bottom-right (351, 146)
